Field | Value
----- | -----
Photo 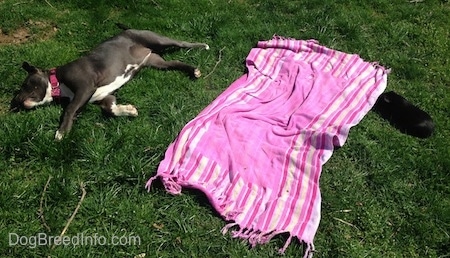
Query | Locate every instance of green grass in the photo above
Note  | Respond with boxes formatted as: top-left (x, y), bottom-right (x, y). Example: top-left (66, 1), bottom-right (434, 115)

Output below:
top-left (1, 0), bottom-right (449, 257)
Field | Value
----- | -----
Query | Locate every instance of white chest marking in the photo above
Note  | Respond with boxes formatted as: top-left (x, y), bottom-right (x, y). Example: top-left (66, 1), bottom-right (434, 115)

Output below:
top-left (89, 69), bottom-right (134, 102)
top-left (59, 52), bottom-right (152, 103)
top-left (60, 69), bottom-right (135, 102)
top-left (91, 51), bottom-right (152, 102)
top-left (60, 72), bottom-right (134, 102)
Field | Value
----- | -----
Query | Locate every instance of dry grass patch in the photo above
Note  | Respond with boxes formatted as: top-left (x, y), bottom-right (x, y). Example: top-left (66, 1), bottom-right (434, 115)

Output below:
top-left (0, 20), bottom-right (57, 45)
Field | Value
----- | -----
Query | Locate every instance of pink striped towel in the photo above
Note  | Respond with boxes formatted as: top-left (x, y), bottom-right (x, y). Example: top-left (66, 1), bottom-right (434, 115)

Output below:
top-left (146, 37), bottom-right (388, 257)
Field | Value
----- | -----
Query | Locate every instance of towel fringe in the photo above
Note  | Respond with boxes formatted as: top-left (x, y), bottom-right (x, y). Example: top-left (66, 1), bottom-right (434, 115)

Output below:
top-left (248, 230), bottom-right (262, 247)
top-left (221, 204), bottom-right (244, 220)
top-left (145, 175), bottom-right (158, 191)
top-left (371, 62), bottom-right (391, 75)
top-left (145, 175), bottom-right (182, 194)
top-left (162, 177), bottom-right (182, 194)
top-left (222, 224), bottom-right (314, 257)
top-left (278, 234), bottom-right (293, 254)
top-left (260, 229), bottom-right (282, 243)
top-left (239, 228), bottom-right (253, 239)
top-left (223, 210), bottom-right (240, 220)
top-left (303, 242), bottom-right (315, 258)
top-left (231, 227), bottom-right (245, 238)
top-left (273, 34), bottom-right (287, 40)
top-left (221, 222), bottom-right (238, 234)
top-left (278, 235), bottom-right (315, 258)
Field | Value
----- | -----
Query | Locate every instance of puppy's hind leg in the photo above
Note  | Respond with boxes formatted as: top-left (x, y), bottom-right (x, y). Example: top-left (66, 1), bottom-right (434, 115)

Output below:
top-left (127, 30), bottom-right (210, 50)
top-left (98, 95), bottom-right (138, 117)
top-left (145, 53), bottom-right (202, 78)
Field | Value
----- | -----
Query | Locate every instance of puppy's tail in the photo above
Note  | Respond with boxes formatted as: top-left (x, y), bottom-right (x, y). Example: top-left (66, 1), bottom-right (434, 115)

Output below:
top-left (116, 23), bottom-right (130, 30)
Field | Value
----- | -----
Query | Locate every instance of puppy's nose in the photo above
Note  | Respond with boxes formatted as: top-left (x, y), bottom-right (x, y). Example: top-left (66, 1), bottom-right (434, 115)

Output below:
top-left (10, 95), bottom-right (25, 111)
top-left (10, 98), bottom-right (22, 111)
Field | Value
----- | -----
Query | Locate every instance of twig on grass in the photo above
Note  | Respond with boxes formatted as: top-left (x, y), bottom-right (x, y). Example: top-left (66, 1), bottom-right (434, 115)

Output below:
top-left (12, 2), bottom-right (29, 6)
top-left (204, 47), bottom-right (226, 79)
top-left (60, 182), bottom-right (86, 236)
top-left (44, 0), bottom-right (55, 8)
top-left (38, 175), bottom-right (53, 232)
top-left (333, 209), bottom-right (352, 213)
top-left (333, 217), bottom-right (360, 231)
top-left (51, 182), bottom-right (87, 249)
top-left (150, 0), bottom-right (162, 9)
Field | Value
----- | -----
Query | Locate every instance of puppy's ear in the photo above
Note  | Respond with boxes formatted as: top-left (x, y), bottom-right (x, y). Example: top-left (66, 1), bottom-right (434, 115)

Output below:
top-left (22, 62), bottom-right (38, 74)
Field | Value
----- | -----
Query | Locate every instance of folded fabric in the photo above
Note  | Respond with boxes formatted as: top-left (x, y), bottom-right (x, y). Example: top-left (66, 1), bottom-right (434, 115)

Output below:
top-left (147, 37), bottom-right (388, 257)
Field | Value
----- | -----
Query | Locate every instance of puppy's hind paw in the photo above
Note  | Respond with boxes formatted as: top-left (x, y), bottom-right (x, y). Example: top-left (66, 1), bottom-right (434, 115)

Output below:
top-left (194, 68), bottom-right (201, 78)
top-left (124, 104), bottom-right (139, 117)
top-left (54, 130), bottom-right (64, 141)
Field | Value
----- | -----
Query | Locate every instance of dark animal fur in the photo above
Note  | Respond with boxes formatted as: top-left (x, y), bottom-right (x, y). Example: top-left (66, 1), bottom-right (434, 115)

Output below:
top-left (373, 91), bottom-right (434, 138)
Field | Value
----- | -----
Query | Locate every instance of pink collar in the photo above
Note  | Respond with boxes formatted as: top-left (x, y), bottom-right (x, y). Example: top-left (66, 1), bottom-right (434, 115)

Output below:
top-left (49, 68), bottom-right (61, 98)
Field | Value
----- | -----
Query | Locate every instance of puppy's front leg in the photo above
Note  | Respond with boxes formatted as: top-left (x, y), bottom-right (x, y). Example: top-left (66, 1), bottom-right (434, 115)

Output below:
top-left (55, 90), bottom-right (94, 141)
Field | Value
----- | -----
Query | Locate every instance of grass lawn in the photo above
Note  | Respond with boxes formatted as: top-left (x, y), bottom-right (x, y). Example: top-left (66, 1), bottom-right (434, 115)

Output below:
top-left (1, 0), bottom-right (449, 257)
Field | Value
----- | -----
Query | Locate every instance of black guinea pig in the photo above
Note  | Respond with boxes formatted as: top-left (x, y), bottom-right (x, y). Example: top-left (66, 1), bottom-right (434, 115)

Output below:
top-left (373, 91), bottom-right (435, 138)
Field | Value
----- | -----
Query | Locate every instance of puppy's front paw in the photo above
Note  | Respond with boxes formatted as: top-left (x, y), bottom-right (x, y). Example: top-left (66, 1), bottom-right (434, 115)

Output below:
top-left (124, 104), bottom-right (138, 117)
top-left (55, 130), bottom-right (64, 141)
top-left (113, 104), bottom-right (138, 117)
top-left (204, 44), bottom-right (210, 50)
top-left (194, 68), bottom-right (201, 78)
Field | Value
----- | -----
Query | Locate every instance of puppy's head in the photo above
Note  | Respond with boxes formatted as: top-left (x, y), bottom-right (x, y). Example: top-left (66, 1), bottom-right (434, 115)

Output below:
top-left (10, 62), bottom-right (53, 111)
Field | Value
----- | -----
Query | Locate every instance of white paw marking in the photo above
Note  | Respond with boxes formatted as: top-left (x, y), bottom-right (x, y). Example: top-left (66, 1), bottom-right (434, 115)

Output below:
top-left (194, 69), bottom-right (201, 78)
top-left (204, 44), bottom-right (210, 50)
top-left (112, 104), bottom-right (138, 117)
top-left (55, 130), bottom-right (64, 141)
